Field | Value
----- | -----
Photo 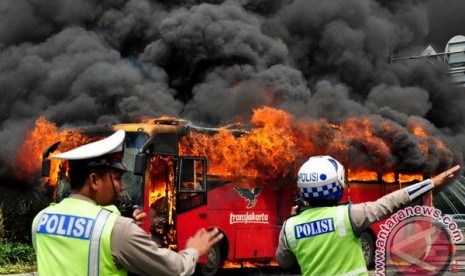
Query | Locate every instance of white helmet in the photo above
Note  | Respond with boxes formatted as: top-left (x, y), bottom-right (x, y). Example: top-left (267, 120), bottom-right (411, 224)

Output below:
top-left (297, 155), bottom-right (345, 201)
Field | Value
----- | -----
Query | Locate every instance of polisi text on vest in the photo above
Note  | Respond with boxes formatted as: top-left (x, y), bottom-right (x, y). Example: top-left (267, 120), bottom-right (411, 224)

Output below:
top-left (36, 213), bottom-right (94, 239)
top-left (294, 218), bottom-right (335, 239)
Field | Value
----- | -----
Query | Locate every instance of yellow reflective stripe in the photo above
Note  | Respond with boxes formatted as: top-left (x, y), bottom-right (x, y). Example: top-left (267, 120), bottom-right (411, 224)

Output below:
top-left (88, 209), bottom-right (112, 276)
top-left (31, 210), bottom-right (46, 251)
top-left (337, 205), bottom-right (346, 237)
top-left (285, 218), bottom-right (297, 248)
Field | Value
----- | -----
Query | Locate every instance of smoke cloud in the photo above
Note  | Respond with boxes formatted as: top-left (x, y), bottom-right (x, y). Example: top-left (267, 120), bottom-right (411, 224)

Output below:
top-left (1, 0), bottom-right (465, 184)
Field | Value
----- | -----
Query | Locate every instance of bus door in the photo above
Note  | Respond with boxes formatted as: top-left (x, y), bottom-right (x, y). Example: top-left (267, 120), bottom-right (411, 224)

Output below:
top-left (146, 155), bottom-right (177, 248)
top-left (176, 156), bottom-right (208, 251)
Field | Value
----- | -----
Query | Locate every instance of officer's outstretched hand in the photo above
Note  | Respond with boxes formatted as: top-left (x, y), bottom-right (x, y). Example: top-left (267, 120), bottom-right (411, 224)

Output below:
top-left (132, 207), bottom-right (147, 226)
top-left (186, 228), bottom-right (224, 257)
top-left (432, 165), bottom-right (461, 188)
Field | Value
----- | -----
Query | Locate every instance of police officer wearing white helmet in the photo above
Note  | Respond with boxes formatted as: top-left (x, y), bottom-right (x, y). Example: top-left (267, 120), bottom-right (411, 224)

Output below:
top-left (275, 155), bottom-right (460, 276)
top-left (32, 130), bottom-right (223, 276)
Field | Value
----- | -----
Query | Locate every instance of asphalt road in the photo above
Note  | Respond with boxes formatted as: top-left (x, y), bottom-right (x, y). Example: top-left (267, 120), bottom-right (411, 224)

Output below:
top-left (7, 244), bottom-right (465, 276)
top-left (4, 266), bottom-right (464, 276)
top-left (207, 266), bottom-right (464, 275)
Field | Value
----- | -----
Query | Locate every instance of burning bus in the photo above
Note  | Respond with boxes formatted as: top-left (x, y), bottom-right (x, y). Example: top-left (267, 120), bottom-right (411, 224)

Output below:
top-left (34, 109), bottom-right (444, 275)
top-left (41, 118), bottom-right (295, 275)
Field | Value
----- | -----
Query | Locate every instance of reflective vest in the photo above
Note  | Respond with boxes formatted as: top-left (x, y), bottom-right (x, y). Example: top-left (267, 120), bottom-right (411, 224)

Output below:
top-left (284, 205), bottom-right (367, 276)
top-left (32, 198), bottom-right (127, 276)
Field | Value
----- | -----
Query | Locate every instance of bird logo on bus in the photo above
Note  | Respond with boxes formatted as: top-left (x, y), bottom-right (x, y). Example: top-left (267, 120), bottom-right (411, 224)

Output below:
top-left (234, 185), bottom-right (263, 208)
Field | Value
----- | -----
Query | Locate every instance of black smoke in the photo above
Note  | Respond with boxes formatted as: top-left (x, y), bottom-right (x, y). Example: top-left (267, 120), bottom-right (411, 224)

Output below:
top-left (1, 0), bottom-right (465, 184)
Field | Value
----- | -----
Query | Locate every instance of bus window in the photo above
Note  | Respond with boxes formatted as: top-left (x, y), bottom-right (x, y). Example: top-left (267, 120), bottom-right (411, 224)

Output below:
top-left (177, 158), bottom-right (206, 212)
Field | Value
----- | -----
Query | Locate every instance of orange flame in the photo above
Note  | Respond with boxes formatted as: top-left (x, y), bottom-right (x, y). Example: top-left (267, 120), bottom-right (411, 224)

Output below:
top-left (180, 108), bottom-right (304, 180)
top-left (17, 107), bottom-right (453, 186)
top-left (15, 116), bottom-right (94, 185)
top-left (347, 169), bottom-right (378, 182)
top-left (399, 173), bottom-right (423, 183)
top-left (148, 157), bottom-right (176, 247)
top-left (347, 170), bottom-right (423, 183)
top-left (141, 115), bottom-right (180, 124)
top-left (382, 172), bottom-right (396, 183)
top-left (223, 260), bottom-right (279, 269)
top-left (179, 107), bottom-right (452, 181)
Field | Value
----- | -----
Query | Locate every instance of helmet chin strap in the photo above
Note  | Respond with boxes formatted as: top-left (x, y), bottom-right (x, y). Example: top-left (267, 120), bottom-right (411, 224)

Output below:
top-left (108, 170), bottom-right (120, 205)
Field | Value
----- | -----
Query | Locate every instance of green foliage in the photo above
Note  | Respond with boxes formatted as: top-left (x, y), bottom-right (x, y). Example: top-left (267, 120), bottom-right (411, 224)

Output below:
top-left (0, 261), bottom-right (36, 274)
top-left (0, 238), bottom-right (36, 274)
top-left (0, 207), bottom-right (36, 273)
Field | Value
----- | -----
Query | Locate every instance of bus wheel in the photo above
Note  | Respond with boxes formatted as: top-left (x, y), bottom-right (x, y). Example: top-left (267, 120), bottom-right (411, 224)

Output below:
top-left (198, 244), bottom-right (222, 276)
top-left (361, 231), bottom-right (375, 268)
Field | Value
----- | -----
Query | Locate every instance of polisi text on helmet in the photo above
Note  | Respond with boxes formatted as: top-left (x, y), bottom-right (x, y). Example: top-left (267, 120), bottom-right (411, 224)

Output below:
top-left (298, 172), bottom-right (326, 183)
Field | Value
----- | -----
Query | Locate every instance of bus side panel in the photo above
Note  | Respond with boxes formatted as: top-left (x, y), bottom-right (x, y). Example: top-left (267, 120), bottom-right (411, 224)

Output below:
top-left (276, 185), bottom-right (297, 226)
top-left (207, 209), bottom-right (238, 260)
top-left (345, 182), bottom-right (408, 243)
top-left (177, 205), bottom-right (208, 251)
top-left (345, 182), bottom-right (400, 204)
top-left (235, 228), bottom-right (277, 259)
top-left (344, 183), bottom-right (384, 203)
top-left (206, 180), bottom-right (278, 261)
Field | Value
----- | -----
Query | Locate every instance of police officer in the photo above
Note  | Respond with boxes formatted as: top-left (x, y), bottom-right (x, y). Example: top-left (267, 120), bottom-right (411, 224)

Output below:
top-left (275, 155), bottom-right (460, 276)
top-left (32, 129), bottom-right (223, 276)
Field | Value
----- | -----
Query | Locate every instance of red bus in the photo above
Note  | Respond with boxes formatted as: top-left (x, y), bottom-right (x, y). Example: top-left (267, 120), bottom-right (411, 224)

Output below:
top-left (44, 118), bottom-right (427, 275)
top-left (341, 170), bottom-right (426, 268)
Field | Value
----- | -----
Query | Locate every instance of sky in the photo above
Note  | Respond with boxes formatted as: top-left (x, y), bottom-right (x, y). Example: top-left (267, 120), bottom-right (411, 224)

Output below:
top-left (1, 0), bottom-right (465, 186)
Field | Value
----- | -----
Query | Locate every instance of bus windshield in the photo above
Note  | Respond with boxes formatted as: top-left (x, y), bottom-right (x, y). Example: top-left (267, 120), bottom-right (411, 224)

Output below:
top-left (120, 131), bottom-right (148, 215)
